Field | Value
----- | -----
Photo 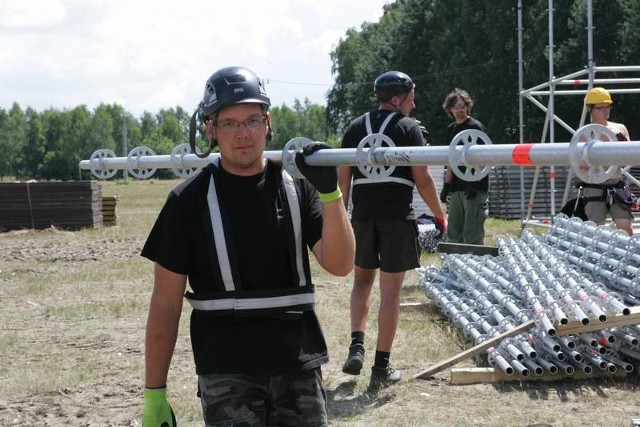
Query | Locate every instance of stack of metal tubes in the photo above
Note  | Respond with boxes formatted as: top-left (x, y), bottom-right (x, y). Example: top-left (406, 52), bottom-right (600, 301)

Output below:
top-left (418, 214), bottom-right (640, 377)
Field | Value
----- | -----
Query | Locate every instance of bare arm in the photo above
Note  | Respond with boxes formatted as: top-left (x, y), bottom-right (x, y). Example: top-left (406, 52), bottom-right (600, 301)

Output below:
top-left (413, 165), bottom-right (446, 220)
top-left (145, 263), bottom-right (187, 388)
top-left (338, 165), bottom-right (352, 210)
top-left (311, 197), bottom-right (355, 277)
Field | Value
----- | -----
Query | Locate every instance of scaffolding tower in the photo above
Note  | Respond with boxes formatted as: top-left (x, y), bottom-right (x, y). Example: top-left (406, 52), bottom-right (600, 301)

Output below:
top-left (517, 0), bottom-right (640, 227)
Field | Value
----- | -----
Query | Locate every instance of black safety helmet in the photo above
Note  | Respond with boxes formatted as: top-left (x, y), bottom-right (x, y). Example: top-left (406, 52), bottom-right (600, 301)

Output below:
top-left (189, 66), bottom-right (272, 158)
top-left (200, 66), bottom-right (271, 118)
top-left (374, 71), bottom-right (415, 102)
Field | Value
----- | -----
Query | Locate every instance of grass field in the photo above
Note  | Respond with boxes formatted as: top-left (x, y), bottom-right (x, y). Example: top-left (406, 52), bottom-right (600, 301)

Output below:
top-left (1, 178), bottom-right (639, 427)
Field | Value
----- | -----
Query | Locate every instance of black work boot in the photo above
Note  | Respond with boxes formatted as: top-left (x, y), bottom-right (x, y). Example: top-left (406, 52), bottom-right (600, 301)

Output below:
top-left (341, 343), bottom-right (365, 375)
top-left (368, 365), bottom-right (402, 391)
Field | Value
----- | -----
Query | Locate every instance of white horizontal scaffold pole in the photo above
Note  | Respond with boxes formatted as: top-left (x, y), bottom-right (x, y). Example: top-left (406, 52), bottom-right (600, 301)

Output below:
top-left (78, 125), bottom-right (640, 184)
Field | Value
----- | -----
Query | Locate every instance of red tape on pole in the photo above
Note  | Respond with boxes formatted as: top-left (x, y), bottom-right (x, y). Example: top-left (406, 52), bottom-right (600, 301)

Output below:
top-left (512, 144), bottom-right (535, 165)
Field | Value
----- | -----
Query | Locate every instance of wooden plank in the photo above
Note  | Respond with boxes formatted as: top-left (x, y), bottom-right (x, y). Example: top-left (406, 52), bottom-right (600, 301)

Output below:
top-left (436, 242), bottom-right (499, 257)
top-left (414, 310), bottom-right (637, 382)
top-left (555, 306), bottom-right (640, 336)
top-left (412, 319), bottom-right (535, 380)
top-left (450, 367), bottom-right (627, 385)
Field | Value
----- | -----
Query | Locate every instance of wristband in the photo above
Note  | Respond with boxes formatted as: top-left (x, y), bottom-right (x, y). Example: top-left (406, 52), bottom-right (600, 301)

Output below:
top-left (318, 187), bottom-right (343, 203)
top-left (144, 386), bottom-right (168, 400)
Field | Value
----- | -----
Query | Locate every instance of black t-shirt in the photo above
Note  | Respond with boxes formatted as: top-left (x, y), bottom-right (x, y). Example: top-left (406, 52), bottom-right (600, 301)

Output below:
top-left (341, 109), bottom-right (425, 220)
top-left (141, 160), bottom-right (328, 374)
top-left (446, 116), bottom-right (489, 192)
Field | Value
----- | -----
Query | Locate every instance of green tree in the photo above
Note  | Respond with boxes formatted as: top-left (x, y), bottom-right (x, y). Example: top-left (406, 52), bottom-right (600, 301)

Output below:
top-left (2, 103), bottom-right (28, 178)
top-left (269, 100), bottom-right (339, 150)
top-left (87, 105), bottom-right (117, 155)
top-left (156, 107), bottom-right (186, 148)
top-left (327, 24), bottom-right (382, 132)
top-left (21, 108), bottom-right (46, 179)
top-left (140, 111), bottom-right (158, 140)
top-left (0, 108), bottom-right (9, 178)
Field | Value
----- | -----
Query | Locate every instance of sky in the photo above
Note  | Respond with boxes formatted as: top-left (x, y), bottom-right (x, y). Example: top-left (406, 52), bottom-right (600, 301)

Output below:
top-left (0, 0), bottom-right (391, 117)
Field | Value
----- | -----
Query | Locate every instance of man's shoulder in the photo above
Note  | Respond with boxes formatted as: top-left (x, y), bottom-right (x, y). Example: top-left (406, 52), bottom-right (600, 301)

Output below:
top-left (466, 116), bottom-right (486, 131)
top-left (171, 167), bottom-right (211, 198)
top-left (347, 112), bottom-right (371, 126)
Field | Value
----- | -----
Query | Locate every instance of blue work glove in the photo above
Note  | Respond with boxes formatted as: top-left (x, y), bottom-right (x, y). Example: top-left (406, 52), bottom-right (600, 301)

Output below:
top-left (143, 387), bottom-right (177, 427)
top-left (295, 142), bottom-right (342, 203)
top-left (439, 183), bottom-right (450, 203)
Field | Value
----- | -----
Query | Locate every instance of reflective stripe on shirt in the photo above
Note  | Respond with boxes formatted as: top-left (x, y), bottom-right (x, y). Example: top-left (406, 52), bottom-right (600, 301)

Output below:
top-left (354, 111), bottom-right (414, 188)
top-left (187, 291), bottom-right (315, 311)
top-left (187, 159), bottom-right (313, 312)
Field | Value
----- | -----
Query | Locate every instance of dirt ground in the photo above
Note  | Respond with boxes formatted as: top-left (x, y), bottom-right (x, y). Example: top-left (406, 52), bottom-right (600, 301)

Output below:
top-left (2, 180), bottom-right (640, 427)
top-left (0, 228), bottom-right (149, 426)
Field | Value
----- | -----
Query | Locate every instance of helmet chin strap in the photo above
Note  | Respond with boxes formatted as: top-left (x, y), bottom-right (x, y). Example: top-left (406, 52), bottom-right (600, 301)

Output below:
top-left (189, 108), bottom-right (214, 158)
top-left (391, 93), bottom-right (410, 115)
top-left (265, 115), bottom-right (273, 142)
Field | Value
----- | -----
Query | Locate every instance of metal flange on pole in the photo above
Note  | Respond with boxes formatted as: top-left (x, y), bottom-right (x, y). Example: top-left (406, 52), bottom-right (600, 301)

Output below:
top-left (569, 124), bottom-right (619, 184)
top-left (170, 143), bottom-right (201, 179)
top-left (282, 137), bottom-right (314, 179)
top-left (281, 133), bottom-right (397, 180)
top-left (355, 133), bottom-right (397, 179)
top-left (127, 146), bottom-right (157, 179)
top-left (448, 129), bottom-right (493, 182)
top-left (79, 124), bottom-right (640, 184)
top-left (89, 149), bottom-right (118, 180)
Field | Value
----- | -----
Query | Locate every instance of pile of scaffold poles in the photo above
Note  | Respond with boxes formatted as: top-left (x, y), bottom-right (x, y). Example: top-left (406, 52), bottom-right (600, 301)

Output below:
top-left (418, 214), bottom-right (640, 381)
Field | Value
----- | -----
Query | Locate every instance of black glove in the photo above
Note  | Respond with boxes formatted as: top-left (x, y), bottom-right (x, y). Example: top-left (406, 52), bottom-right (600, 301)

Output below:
top-left (439, 183), bottom-right (451, 203)
top-left (294, 143), bottom-right (338, 194)
top-left (465, 190), bottom-right (477, 200)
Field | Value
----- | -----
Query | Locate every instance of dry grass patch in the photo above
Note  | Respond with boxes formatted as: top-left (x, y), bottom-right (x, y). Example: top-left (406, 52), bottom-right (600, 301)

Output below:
top-left (1, 179), bottom-right (639, 426)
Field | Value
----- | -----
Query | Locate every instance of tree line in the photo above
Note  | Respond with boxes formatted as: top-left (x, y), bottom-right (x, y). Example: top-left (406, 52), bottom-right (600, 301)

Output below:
top-left (0, 100), bottom-right (339, 181)
top-left (327, 0), bottom-right (640, 146)
top-left (2, 0), bottom-right (639, 181)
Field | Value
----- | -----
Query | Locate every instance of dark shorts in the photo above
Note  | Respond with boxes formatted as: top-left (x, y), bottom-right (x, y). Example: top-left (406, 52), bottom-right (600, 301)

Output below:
top-left (352, 219), bottom-right (420, 273)
top-left (198, 368), bottom-right (327, 427)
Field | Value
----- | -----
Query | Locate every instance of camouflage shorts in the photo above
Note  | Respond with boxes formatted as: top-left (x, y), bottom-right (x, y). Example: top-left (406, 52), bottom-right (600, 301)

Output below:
top-left (198, 368), bottom-right (327, 426)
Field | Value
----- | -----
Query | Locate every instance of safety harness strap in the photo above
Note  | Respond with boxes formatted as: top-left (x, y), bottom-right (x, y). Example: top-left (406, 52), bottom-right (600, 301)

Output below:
top-left (186, 288), bottom-right (315, 313)
top-left (190, 160), bottom-right (314, 313)
top-left (355, 112), bottom-right (414, 187)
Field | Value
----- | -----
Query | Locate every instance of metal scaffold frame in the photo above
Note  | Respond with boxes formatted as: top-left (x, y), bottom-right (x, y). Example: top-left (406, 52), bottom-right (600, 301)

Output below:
top-left (79, 0), bottom-right (640, 231)
top-left (518, 0), bottom-right (640, 227)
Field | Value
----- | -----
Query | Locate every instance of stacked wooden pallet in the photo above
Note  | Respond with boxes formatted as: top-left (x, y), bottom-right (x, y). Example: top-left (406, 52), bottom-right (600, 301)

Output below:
top-left (101, 195), bottom-right (118, 227)
top-left (0, 181), bottom-right (103, 231)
